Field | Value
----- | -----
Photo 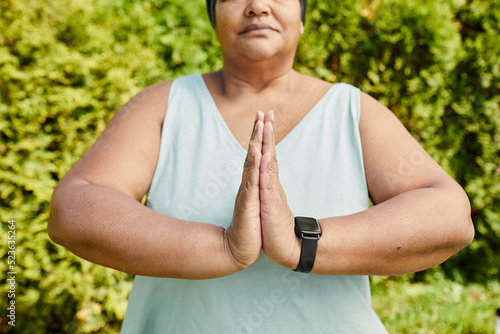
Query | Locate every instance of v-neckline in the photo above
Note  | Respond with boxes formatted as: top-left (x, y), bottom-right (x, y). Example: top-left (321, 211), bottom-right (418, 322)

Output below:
top-left (197, 74), bottom-right (336, 155)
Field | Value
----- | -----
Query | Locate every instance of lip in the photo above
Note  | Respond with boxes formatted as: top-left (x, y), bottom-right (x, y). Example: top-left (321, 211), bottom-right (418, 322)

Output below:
top-left (240, 23), bottom-right (277, 34)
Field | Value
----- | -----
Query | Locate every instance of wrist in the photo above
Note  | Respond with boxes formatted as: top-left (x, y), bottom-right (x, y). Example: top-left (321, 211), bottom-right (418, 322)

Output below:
top-left (293, 217), bottom-right (322, 273)
top-left (287, 234), bottom-right (302, 270)
top-left (269, 215), bottom-right (302, 269)
top-left (222, 227), bottom-right (253, 272)
top-left (274, 218), bottom-right (303, 270)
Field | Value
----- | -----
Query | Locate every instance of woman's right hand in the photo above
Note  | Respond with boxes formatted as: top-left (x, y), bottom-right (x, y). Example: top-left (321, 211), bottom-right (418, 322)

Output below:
top-left (224, 111), bottom-right (265, 269)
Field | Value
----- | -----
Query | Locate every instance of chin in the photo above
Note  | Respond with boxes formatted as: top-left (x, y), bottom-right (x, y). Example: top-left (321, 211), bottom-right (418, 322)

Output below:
top-left (242, 52), bottom-right (276, 62)
top-left (238, 43), bottom-right (281, 62)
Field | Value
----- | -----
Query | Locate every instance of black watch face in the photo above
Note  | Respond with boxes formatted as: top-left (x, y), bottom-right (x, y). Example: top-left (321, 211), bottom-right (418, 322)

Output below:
top-left (295, 217), bottom-right (321, 233)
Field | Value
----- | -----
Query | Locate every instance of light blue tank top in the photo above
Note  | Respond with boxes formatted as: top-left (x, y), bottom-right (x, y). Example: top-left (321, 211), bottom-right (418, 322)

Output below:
top-left (121, 74), bottom-right (388, 333)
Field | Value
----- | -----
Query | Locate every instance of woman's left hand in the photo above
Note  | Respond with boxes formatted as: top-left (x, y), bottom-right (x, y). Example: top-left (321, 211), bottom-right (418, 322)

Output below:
top-left (259, 110), bottom-right (301, 269)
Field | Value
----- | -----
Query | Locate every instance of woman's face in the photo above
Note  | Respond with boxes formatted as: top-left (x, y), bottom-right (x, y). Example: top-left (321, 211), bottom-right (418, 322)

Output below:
top-left (214, 0), bottom-right (304, 62)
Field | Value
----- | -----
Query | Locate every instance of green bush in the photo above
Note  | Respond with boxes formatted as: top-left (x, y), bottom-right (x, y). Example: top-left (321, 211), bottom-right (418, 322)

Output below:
top-left (371, 275), bottom-right (500, 333)
top-left (298, 0), bottom-right (500, 283)
top-left (0, 0), bottom-right (498, 332)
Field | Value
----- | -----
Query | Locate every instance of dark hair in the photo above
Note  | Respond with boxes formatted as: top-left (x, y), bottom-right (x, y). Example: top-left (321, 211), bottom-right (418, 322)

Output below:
top-left (206, 0), bottom-right (307, 28)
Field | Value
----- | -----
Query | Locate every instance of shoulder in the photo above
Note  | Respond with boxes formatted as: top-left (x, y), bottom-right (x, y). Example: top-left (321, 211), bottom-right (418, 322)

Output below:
top-left (357, 91), bottom-right (451, 203)
top-left (123, 73), bottom-right (209, 120)
top-left (358, 91), bottom-right (406, 136)
top-left (294, 71), bottom-right (334, 91)
top-left (61, 80), bottom-right (175, 200)
top-left (120, 80), bottom-right (174, 125)
top-left (359, 91), bottom-right (387, 113)
top-left (358, 90), bottom-right (408, 153)
top-left (292, 72), bottom-right (335, 106)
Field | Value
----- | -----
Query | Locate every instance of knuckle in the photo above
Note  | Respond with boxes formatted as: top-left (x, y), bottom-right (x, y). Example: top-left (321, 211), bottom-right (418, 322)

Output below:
top-left (264, 181), bottom-right (274, 192)
top-left (245, 177), bottom-right (253, 190)
top-left (243, 158), bottom-right (253, 172)
top-left (268, 164), bottom-right (276, 174)
top-left (266, 154), bottom-right (278, 174)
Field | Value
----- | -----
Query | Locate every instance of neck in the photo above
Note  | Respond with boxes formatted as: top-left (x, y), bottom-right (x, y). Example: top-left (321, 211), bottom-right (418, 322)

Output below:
top-left (218, 54), bottom-right (298, 96)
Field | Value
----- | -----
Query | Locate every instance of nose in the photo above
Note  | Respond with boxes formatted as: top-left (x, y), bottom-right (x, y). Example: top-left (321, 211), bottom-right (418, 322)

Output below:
top-left (245, 0), bottom-right (271, 17)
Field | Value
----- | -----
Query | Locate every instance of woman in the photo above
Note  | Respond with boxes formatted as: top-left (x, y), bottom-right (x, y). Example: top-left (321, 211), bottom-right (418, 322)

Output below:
top-left (48, 0), bottom-right (474, 332)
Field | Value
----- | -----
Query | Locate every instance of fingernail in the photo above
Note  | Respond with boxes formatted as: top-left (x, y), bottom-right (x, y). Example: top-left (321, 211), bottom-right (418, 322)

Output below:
top-left (270, 110), bottom-right (274, 121)
top-left (255, 112), bottom-right (260, 121)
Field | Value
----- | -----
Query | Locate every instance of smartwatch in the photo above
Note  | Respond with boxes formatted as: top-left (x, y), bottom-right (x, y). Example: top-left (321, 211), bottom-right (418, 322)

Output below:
top-left (293, 216), bottom-right (322, 273)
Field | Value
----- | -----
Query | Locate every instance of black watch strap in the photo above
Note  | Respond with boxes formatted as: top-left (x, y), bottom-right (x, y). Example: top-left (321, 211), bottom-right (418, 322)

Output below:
top-left (294, 235), bottom-right (320, 273)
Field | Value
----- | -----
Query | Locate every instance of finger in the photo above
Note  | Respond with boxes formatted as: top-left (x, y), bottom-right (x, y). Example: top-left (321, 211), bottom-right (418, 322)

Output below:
top-left (254, 111), bottom-right (264, 153)
top-left (261, 110), bottom-right (278, 181)
top-left (260, 144), bottom-right (279, 197)
top-left (250, 115), bottom-right (264, 191)
top-left (243, 121), bottom-right (263, 188)
top-left (249, 120), bottom-right (263, 175)
top-left (249, 144), bottom-right (262, 190)
top-left (246, 111), bottom-right (264, 153)
top-left (260, 151), bottom-right (278, 192)
top-left (262, 110), bottom-right (276, 156)
top-left (247, 113), bottom-right (258, 150)
top-left (245, 113), bottom-right (264, 160)
top-left (264, 109), bottom-right (274, 125)
top-left (256, 110), bottom-right (265, 123)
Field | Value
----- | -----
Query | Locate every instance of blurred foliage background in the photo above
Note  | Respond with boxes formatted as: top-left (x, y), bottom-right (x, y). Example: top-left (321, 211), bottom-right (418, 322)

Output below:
top-left (0, 0), bottom-right (499, 332)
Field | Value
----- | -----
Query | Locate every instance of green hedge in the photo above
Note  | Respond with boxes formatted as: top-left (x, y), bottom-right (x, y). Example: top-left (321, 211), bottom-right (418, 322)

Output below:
top-left (297, 0), bottom-right (500, 283)
top-left (1, 0), bottom-right (498, 332)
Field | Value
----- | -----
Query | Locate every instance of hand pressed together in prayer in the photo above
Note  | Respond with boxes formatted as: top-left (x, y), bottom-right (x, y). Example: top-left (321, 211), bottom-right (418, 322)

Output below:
top-left (225, 110), bottom-right (300, 270)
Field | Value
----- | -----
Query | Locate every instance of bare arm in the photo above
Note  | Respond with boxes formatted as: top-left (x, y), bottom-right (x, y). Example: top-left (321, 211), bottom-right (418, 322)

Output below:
top-left (257, 95), bottom-right (474, 276)
top-left (311, 92), bottom-right (474, 275)
top-left (47, 81), bottom-right (262, 279)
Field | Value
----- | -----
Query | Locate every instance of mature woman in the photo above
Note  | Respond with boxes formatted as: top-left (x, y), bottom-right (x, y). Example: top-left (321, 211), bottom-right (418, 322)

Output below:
top-left (48, 0), bottom-right (474, 332)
